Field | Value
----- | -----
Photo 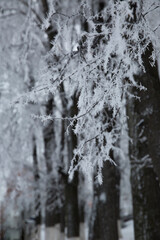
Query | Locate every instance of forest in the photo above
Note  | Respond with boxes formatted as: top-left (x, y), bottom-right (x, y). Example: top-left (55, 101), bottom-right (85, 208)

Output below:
top-left (0, 0), bottom-right (160, 240)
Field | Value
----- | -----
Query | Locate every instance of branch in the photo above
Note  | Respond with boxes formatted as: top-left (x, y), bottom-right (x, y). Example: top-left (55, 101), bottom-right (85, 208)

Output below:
top-left (84, 108), bottom-right (120, 144)
top-left (143, 4), bottom-right (160, 17)
top-left (18, 0), bottom-right (43, 24)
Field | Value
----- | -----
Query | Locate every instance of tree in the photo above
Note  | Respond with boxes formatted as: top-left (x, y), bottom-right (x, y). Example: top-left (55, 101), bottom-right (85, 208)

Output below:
top-left (127, 43), bottom-right (160, 240)
top-left (126, 2), bottom-right (160, 239)
top-left (0, 0), bottom-right (160, 240)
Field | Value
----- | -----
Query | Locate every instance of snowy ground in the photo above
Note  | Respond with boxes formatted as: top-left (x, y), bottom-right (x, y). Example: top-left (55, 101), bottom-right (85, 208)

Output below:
top-left (120, 220), bottom-right (134, 240)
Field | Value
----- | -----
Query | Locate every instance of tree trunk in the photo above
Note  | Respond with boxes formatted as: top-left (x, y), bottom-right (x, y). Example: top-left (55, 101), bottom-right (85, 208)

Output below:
top-left (141, 45), bottom-right (160, 182)
top-left (0, 202), bottom-right (5, 240)
top-left (89, 1), bottom-right (120, 238)
top-left (65, 93), bottom-right (80, 238)
top-left (44, 96), bottom-right (62, 239)
top-left (65, 172), bottom-right (79, 238)
top-left (41, 0), bottom-right (62, 235)
top-left (127, 44), bottom-right (160, 240)
top-left (89, 153), bottom-right (120, 240)
top-left (33, 138), bottom-right (41, 240)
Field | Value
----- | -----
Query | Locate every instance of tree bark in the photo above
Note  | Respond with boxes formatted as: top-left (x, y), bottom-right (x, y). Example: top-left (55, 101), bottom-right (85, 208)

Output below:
top-left (141, 45), bottom-right (160, 182)
top-left (44, 96), bottom-right (61, 229)
top-left (127, 44), bottom-right (160, 240)
top-left (89, 1), bottom-right (120, 239)
top-left (89, 153), bottom-right (120, 240)
top-left (65, 93), bottom-right (80, 238)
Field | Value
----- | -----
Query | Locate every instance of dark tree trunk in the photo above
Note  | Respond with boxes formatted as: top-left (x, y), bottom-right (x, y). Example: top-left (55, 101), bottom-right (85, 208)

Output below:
top-left (65, 93), bottom-right (80, 238)
top-left (59, 85), bottom-right (66, 234)
top-left (141, 45), bottom-right (160, 182)
top-left (89, 154), bottom-right (120, 240)
top-left (32, 138), bottom-right (41, 240)
top-left (40, 0), bottom-right (61, 230)
top-left (20, 211), bottom-right (25, 240)
top-left (127, 44), bottom-right (160, 240)
top-left (89, 1), bottom-right (120, 239)
top-left (0, 203), bottom-right (5, 240)
top-left (65, 172), bottom-right (79, 238)
top-left (44, 95), bottom-right (61, 228)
